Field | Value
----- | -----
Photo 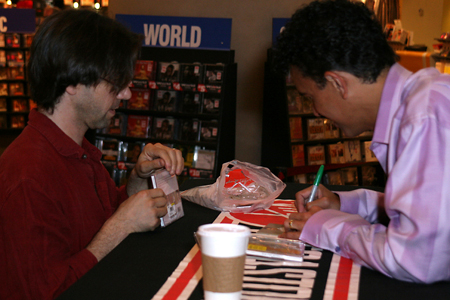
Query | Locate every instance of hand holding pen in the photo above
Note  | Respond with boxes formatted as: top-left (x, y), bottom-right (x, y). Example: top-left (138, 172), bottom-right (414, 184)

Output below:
top-left (282, 165), bottom-right (340, 238)
top-left (305, 165), bottom-right (324, 205)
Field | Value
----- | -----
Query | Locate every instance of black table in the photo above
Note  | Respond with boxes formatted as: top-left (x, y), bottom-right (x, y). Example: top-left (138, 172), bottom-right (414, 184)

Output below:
top-left (57, 180), bottom-right (450, 300)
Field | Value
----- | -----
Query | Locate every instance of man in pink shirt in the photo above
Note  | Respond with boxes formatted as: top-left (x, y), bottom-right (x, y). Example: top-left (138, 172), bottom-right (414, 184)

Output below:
top-left (275, 0), bottom-right (450, 283)
top-left (0, 9), bottom-right (184, 299)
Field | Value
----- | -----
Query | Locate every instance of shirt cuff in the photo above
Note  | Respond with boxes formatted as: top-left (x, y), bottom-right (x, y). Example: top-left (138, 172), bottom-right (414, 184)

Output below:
top-left (300, 209), bottom-right (370, 254)
top-left (67, 249), bottom-right (98, 279)
top-left (336, 190), bottom-right (363, 215)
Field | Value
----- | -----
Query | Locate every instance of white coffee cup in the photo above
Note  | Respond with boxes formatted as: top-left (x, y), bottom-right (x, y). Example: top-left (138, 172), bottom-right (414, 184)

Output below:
top-left (197, 224), bottom-right (251, 300)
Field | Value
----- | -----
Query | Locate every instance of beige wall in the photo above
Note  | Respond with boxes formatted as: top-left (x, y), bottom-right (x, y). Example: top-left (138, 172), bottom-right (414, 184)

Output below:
top-left (442, 0), bottom-right (450, 32)
top-left (109, 0), bottom-right (446, 166)
top-left (109, 0), bottom-right (311, 166)
top-left (401, 0), bottom-right (444, 49)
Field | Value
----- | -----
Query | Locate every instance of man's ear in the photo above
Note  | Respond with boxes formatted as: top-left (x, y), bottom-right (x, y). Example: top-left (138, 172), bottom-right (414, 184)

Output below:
top-left (324, 71), bottom-right (348, 99)
top-left (65, 85), bottom-right (78, 96)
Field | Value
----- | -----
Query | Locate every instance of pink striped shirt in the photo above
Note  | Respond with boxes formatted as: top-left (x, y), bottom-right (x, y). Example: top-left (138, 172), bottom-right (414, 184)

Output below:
top-left (301, 63), bottom-right (450, 283)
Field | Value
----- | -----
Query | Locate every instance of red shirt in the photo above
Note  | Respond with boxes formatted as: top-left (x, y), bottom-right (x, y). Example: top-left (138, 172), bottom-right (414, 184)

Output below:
top-left (0, 109), bottom-right (128, 299)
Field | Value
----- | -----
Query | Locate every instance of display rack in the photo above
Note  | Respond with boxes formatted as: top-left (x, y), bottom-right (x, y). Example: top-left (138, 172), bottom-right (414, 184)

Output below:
top-left (0, 32), bottom-right (34, 154)
top-left (93, 47), bottom-right (237, 185)
top-left (262, 49), bottom-right (385, 187)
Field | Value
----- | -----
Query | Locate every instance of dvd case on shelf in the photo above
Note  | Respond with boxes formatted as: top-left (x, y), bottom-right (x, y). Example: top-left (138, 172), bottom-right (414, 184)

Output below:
top-left (122, 141), bottom-right (144, 163)
top-left (307, 118), bottom-right (325, 140)
top-left (193, 146), bottom-right (215, 170)
top-left (289, 117), bottom-right (303, 141)
top-left (12, 99), bottom-right (28, 112)
top-left (200, 120), bottom-right (218, 142)
top-left (100, 139), bottom-right (121, 162)
top-left (180, 91), bottom-right (201, 113)
top-left (302, 95), bottom-right (314, 113)
top-left (187, 167), bottom-right (214, 179)
top-left (324, 170), bottom-right (345, 185)
top-left (11, 115), bottom-right (25, 128)
top-left (323, 119), bottom-right (340, 138)
top-left (344, 140), bottom-right (362, 162)
top-left (134, 60), bottom-right (156, 81)
top-left (180, 63), bottom-right (202, 91)
top-left (307, 145), bottom-right (326, 165)
top-left (287, 87), bottom-right (303, 114)
top-left (291, 144), bottom-right (305, 167)
top-left (0, 67), bottom-right (7, 80)
top-left (128, 88), bottom-right (151, 110)
top-left (152, 117), bottom-right (176, 140)
top-left (9, 82), bottom-right (24, 96)
top-left (127, 115), bottom-right (151, 138)
top-left (363, 141), bottom-right (378, 162)
top-left (198, 63), bottom-right (224, 93)
top-left (8, 66), bottom-right (24, 80)
top-left (5, 33), bottom-right (21, 48)
top-left (342, 167), bottom-right (359, 185)
top-left (106, 113), bottom-right (127, 135)
top-left (361, 165), bottom-right (377, 186)
top-left (0, 115), bottom-right (6, 128)
top-left (327, 142), bottom-right (345, 164)
top-left (202, 93), bottom-right (220, 114)
top-left (0, 83), bottom-right (7, 96)
top-left (156, 61), bottom-right (180, 89)
top-left (0, 51), bottom-right (5, 67)
top-left (204, 64), bottom-right (223, 84)
top-left (158, 62), bottom-right (180, 82)
top-left (6, 50), bottom-right (24, 67)
top-left (154, 90), bottom-right (178, 112)
top-left (180, 119), bottom-right (200, 141)
top-left (0, 98), bottom-right (6, 111)
top-left (23, 34), bottom-right (33, 48)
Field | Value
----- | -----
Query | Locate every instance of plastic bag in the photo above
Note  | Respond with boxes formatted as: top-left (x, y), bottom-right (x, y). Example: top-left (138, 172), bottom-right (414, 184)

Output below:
top-left (181, 160), bottom-right (286, 213)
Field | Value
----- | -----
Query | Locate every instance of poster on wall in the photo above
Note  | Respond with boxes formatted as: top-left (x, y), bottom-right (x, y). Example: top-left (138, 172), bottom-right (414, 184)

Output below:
top-left (115, 14), bottom-right (232, 51)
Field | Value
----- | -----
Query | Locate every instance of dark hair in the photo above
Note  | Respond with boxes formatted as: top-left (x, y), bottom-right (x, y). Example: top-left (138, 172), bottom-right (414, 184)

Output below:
top-left (28, 9), bottom-right (142, 112)
top-left (273, 0), bottom-right (396, 88)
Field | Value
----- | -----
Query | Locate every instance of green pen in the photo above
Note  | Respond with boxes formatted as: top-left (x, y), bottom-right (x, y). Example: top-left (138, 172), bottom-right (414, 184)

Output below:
top-left (306, 165), bottom-right (324, 204)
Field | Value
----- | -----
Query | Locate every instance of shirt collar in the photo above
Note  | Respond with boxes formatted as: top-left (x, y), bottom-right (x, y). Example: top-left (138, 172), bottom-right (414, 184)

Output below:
top-left (372, 63), bottom-right (412, 145)
top-left (27, 109), bottom-right (102, 160)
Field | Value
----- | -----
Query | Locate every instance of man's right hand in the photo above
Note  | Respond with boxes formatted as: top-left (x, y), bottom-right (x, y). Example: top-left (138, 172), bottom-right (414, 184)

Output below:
top-left (114, 188), bottom-right (168, 232)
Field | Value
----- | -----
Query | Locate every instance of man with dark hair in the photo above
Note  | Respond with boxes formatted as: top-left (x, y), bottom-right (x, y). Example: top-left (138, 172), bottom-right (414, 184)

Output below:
top-left (275, 0), bottom-right (450, 283)
top-left (0, 9), bottom-right (184, 299)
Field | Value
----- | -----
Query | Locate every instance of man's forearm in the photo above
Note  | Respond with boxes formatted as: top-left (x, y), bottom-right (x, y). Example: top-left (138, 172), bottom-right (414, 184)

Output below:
top-left (86, 215), bottom-right (131, 261)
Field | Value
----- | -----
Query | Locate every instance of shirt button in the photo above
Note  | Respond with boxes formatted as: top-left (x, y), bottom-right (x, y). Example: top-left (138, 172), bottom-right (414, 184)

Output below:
top-left (82, 154), bottom-right (87, 159)
top-left (335, 246), bottom-right (341, 253)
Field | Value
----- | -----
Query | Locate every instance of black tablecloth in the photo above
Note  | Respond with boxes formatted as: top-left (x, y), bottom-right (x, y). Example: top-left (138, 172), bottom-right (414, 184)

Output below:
top-left (57, 179), bottom-right (450, 300)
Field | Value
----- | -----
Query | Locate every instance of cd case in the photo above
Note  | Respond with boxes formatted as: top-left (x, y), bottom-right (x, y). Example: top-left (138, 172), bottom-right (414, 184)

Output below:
top-left (246, 223), bottom-right (305, 262)
top-left (150, 168), bottom-right (184, 227)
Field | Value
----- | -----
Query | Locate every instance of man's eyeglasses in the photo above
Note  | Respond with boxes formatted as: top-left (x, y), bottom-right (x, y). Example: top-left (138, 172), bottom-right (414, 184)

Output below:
top-left (99, 77), bottom-right (120, 91)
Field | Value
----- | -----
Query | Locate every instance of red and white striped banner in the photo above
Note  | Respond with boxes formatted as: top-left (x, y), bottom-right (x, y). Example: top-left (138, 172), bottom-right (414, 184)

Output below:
top-left (152, 200), bottom-right (360, 300)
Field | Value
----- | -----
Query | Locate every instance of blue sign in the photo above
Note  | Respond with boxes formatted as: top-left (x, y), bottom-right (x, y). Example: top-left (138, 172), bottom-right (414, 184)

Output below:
top-left (272, 18), bottom-right (290, 46)
top-left (116, 14), bottom-right (232, 51)
top-left (0, 9), bottom-right (35, 33)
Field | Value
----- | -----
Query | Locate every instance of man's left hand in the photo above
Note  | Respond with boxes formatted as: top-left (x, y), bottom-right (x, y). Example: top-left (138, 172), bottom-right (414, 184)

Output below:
top-left (127, 143), bottom-right (184, 195)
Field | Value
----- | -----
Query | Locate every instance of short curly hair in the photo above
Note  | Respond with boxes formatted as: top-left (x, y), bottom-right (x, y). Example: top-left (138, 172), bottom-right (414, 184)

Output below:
top-left (273, 0), bottom-right (396, 88)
